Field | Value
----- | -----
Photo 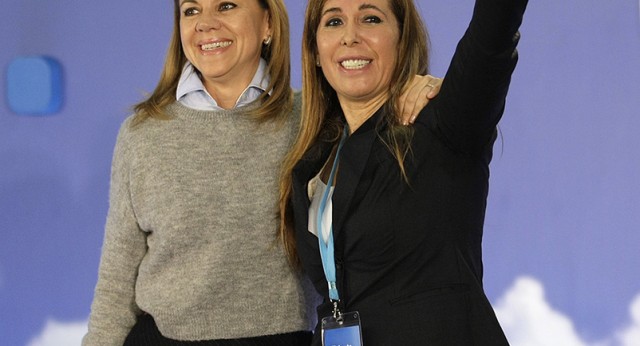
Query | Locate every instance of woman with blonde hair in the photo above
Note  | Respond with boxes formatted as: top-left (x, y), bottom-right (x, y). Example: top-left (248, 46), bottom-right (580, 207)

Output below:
top-left (280, 0), bottom-right (528, 344)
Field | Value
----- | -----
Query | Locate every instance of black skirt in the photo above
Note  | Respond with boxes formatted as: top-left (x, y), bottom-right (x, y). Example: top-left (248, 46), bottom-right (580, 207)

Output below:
top-left (124, 313), bottom-right (312, 346)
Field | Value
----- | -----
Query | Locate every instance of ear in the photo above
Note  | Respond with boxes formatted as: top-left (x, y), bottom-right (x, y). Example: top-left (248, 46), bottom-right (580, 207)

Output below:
top-left (263, 10), bottom-right (273, 40)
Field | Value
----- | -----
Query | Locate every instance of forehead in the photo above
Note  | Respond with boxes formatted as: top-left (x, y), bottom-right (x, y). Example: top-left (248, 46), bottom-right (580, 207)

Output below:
top-left (178, 0), bottom-right (264, 7)
top-left (322, 0), bottom-right (391, 10)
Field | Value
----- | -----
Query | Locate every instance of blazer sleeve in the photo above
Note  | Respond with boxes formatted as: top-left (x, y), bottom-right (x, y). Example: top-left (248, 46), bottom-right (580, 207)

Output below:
top-left (417, 0), bottom-right (528, 153)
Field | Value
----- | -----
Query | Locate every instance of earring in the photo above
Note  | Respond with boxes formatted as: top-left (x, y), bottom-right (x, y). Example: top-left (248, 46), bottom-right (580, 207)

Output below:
top-left (263, 36), bottom-right (272, 46)
top-left (316, 56), bottom-right (321, 67)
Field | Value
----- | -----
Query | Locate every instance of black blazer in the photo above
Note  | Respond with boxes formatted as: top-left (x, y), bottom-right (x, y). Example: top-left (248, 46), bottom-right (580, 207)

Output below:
top-left (291, 0), bottom-right (528, 345)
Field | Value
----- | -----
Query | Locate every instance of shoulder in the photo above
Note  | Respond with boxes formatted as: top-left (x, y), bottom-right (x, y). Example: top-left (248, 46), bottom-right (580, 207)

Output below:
top-left (284, 90), bottom-right (303, 131)
top-left (292, 90), bottom-right (302, 104)
top-left (291, 90), bottom-right (302, 117)
top-left (113, 103), bottom-right (177, 155)
top-left (109, 114), bottom-right (141, 165)
top-left (114, 114), bottom-right (137, 146)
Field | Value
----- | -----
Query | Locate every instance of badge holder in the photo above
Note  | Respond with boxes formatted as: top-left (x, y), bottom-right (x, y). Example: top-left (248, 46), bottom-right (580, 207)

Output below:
top-left (318, 128), bottom-right (364, 345)
top-left (321, 302), bottom-right (363, 346)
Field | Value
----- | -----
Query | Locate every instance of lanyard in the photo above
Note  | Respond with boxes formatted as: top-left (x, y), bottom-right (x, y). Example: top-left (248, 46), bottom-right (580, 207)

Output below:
top-left (317, 127), bottom-right (348, 303)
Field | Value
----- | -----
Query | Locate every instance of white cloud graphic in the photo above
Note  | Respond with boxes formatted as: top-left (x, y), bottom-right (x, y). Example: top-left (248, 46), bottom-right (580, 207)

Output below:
top-left (615, 293), bottom-right (640, 346)
top-left (27, 319), bottom-right (87, 346)
top-left (495, 276), bottom-right (587, 346)
top-left (494, 276), bottom-right (640, 346)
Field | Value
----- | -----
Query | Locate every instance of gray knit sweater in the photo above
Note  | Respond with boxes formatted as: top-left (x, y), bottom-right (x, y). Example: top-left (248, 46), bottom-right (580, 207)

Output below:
top-left (83, 94), bottom-right (316, 345)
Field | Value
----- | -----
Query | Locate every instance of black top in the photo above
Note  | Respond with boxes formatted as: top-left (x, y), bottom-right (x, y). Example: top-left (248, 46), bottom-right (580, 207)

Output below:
top-left (291, 0), bottom-right (528, 345)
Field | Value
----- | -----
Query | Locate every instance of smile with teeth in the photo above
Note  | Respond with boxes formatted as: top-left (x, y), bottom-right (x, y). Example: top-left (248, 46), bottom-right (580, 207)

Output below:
top-left (340, 59), bottom-right (371, 70)
top-left (201, 41), bottom-right (232, 51)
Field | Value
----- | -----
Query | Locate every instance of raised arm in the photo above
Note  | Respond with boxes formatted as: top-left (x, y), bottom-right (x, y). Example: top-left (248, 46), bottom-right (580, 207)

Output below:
top-left (420, 0), bottom-right (528, 153)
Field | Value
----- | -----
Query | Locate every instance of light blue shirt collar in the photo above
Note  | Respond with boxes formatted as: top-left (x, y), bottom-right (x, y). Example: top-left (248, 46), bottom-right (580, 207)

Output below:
top-left (176, 58), bottom-right (270, 111)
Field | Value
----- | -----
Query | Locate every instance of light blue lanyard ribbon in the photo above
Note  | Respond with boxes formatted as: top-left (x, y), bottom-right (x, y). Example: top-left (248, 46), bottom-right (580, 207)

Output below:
top-left (317, 127), bottom-right (348, 302)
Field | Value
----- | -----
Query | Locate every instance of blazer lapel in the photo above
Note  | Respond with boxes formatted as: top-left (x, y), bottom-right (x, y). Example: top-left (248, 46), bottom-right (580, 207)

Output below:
top-left (294, 139), bottom-right (335, 179)
top-left (332, 109), bottom-right (385, 238)
top-left (292, 139), bottom-right (334, 209)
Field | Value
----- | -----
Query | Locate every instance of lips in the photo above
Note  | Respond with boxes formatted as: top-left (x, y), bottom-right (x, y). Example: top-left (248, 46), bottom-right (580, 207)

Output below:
top-left (340, 59), bottom-right (371, 70)
top-left (201, 41), bottom-right (232, 51)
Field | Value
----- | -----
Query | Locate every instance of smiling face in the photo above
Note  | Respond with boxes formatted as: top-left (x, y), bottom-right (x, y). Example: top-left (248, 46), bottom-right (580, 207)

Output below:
top-left (316, 0), bottom-right (400, 105)
top-left (179, 0), bottom-right (271, 93)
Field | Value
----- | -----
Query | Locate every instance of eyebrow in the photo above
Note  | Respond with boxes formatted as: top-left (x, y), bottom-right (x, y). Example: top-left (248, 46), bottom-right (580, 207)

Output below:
top-left (359, 4), bottom-right (384, 13)
top-left (179, 0), bottom-right (198, 6)
top-left (321, 3), bottom-right (385, 17)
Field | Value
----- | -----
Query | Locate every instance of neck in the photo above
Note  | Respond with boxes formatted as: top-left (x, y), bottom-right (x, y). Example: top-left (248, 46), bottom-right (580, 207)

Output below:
top-left (338, 93), bottom-right (388, 134)
top-left (201, 61), bottom-right (260, 110)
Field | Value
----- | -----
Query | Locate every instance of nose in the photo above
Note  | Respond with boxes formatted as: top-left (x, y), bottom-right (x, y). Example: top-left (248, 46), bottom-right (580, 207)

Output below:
top-left (196, 15), bottom-right (222, 32)
top-left (341, 22), bottom-right (361, 46)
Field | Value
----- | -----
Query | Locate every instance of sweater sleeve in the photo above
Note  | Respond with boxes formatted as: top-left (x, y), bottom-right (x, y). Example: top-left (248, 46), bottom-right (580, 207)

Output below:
top-left (418, 0), bottom-right (528, 153)
top-left (83, 118), bottom-right (147, 346)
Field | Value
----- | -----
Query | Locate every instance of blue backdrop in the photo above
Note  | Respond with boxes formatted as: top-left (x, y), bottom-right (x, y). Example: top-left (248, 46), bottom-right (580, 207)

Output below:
top-left (1, 1), bottom-right (639, 345)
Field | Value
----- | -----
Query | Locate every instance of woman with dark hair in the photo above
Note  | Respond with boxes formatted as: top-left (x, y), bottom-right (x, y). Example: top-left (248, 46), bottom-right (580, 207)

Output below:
top-left (280, 0), bottom-right (528, 344)
top-left (83, 0), bottom-right (442, 345)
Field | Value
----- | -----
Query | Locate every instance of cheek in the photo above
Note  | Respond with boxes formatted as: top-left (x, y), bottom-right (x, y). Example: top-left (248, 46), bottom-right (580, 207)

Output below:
top-left (384, 50), bottom-right (398, 73)
top-left (180, 35), bottom-right (191, 57)
top-left (316, 40), bottom-right (333, 64)
top-left (179, 26), bottom-right (190, 48)
top-left (376, 36), bottom-right (399, 73)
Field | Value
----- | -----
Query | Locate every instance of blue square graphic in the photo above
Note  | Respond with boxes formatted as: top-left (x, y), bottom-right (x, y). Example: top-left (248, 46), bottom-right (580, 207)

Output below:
top-left (6, 56), bottom-right (63, 115)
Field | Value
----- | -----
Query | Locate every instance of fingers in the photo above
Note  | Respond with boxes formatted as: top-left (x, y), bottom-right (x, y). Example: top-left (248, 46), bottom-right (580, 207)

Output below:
top-left (408, 76), bottom-right (443, 124)
top-left (426, 76), bottom-right (443, 99)
top-left (398, 75), bottom-right (444, 125)
top-left (399, 75), bottom-right (428, 125)
top-left (398, 87), bottom-right (421, 125)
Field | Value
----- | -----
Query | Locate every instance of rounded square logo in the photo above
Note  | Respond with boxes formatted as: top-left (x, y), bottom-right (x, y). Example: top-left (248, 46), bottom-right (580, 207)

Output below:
top-left (6, 56), bottom-right (63, 115)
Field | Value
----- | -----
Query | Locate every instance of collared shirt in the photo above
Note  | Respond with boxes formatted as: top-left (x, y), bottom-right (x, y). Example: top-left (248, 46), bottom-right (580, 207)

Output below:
top-left (176, 58), bottom-right (270, 111)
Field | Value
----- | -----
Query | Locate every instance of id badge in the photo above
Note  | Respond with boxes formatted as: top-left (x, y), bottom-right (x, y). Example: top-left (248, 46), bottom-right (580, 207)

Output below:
top-left (321, 311), bottom-right (363, 346)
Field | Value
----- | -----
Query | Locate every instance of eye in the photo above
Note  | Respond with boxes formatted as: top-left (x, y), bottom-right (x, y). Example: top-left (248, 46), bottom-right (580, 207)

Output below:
top-left (219, 2), bottom-right (237, 11)
top-left (324, 17), bottom-right (343, 27)
top-left (182, 7), bottom-right (201, 17)
top-left (363, 15), bottom-right (382, 24)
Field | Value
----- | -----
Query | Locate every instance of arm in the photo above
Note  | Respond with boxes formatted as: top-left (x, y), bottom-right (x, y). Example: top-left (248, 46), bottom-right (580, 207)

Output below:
top-left (83, 121), bottom-right (147, 346)
top-left (420, 0), bottom-right (528, 152)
